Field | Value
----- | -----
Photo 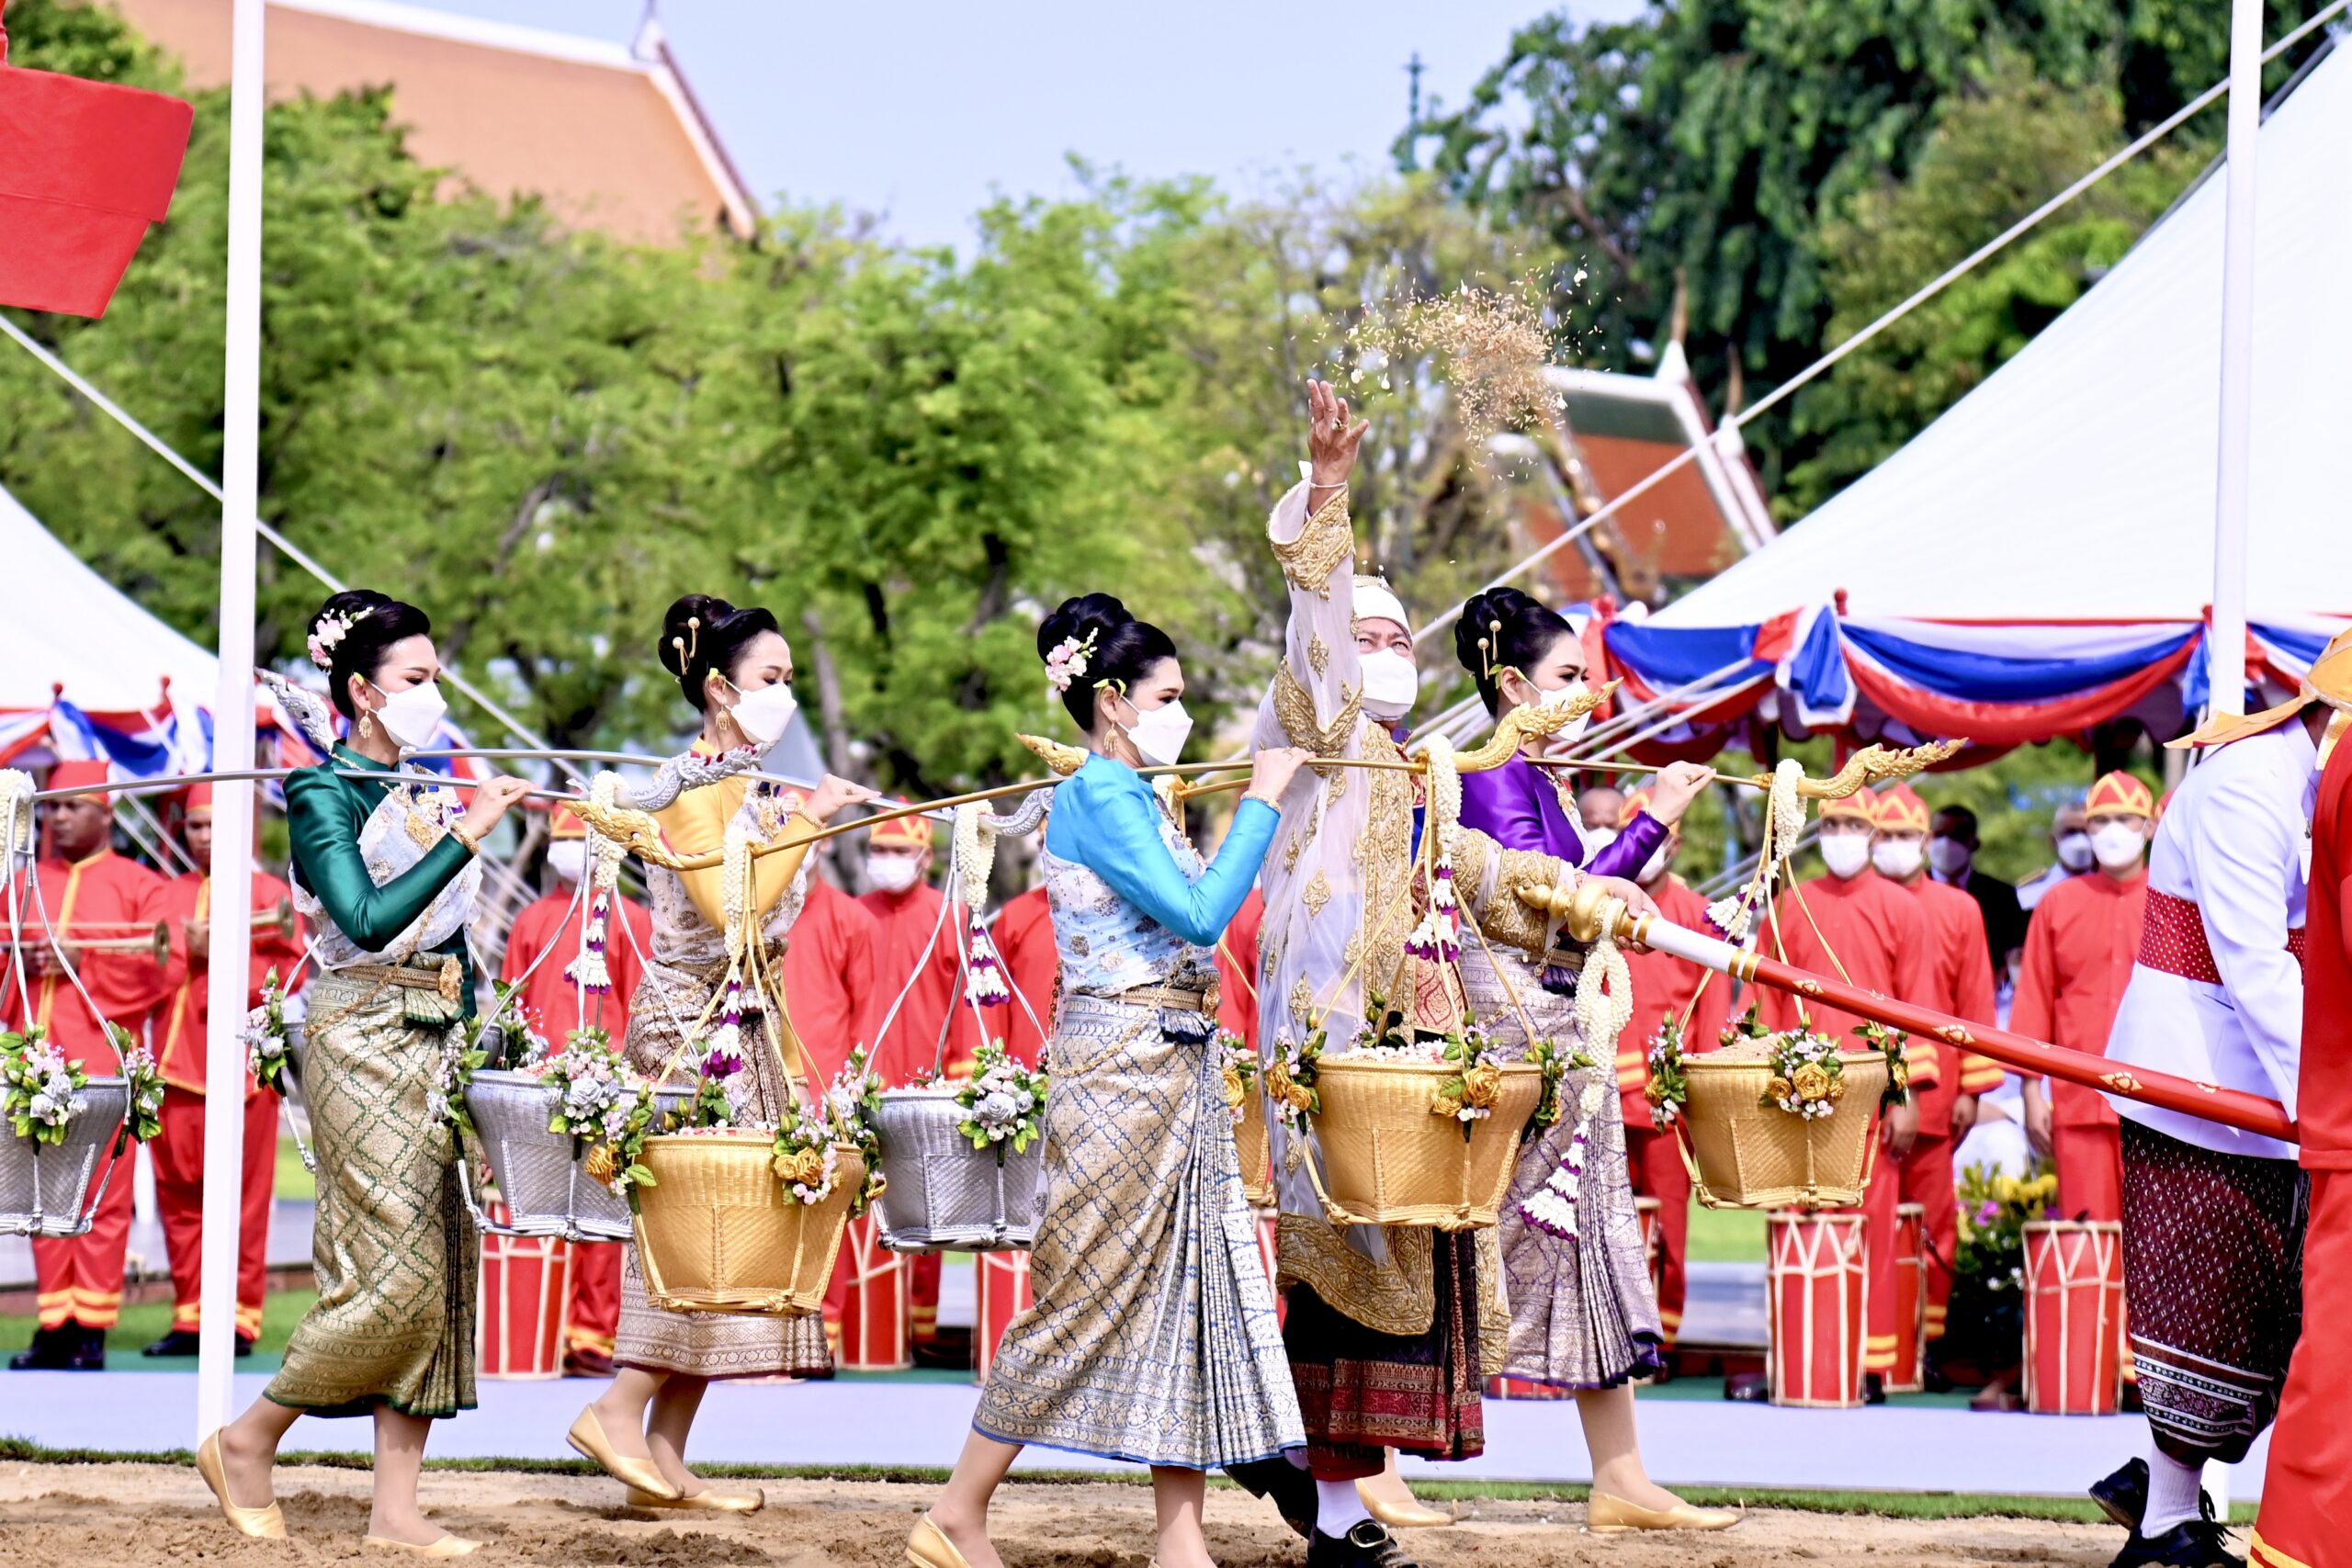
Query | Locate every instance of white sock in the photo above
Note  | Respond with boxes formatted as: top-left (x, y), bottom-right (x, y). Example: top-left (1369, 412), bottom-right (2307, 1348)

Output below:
top-left (1315, 1478), bottom-right (1373, 1539)
top-left (2142, 1447), bottom-right (2206, 1536)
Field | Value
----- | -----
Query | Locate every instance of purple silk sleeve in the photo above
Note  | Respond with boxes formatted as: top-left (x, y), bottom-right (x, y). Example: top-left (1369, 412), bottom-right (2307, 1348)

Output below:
top-left (1588, 811), bottom-right (1667, 880)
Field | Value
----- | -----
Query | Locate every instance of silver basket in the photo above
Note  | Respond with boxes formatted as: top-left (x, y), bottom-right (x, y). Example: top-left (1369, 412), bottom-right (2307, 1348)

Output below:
top-left (458, 1069), bottom-right (693, 1242)
top-left (0, 1077), bottom-right (130, 1237)
top-left (872, 1087), bottom-right (1043, 1253)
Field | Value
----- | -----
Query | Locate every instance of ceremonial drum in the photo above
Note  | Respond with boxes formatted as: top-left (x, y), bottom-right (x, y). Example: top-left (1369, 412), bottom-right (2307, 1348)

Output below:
top-left (632, 1133), bottom-right (865, 1315)
top-left (871, 1086), bottom-right (1043, 1252)
top-left (1308, 1056), bottom-right (1546, 1228)
top-left (1679, 1051), bottom-right (1888, 1210)
top-left (832, 1212), bottom-right (914, 1371)
top-left (1766, 1211), bottom-right (1868, 1408)
top-left (1887, 1201), bottom-right (1929, 1395)
top-left (0, 1077), bottom-right (130, 1237)
top-left (2022, 1220), bottom-right (2126, 1416)
top-left (973, 1250), bottom-right (1035, 1383)
top-left (476, 1200), bottom-right (572, 1380)
top-left (460, 1071), bottom-right (694, 1243)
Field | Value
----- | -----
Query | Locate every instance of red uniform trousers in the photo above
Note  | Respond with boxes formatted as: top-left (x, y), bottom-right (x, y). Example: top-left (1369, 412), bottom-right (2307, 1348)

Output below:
top-left (152, 1087), bottom-right (277, 1339)
top-left (33, 1154), bottom-right (135, 1332)
top-left (2052, 1122), bottom-right (2125, 1222)
top-left (2252, 1169), bottom-right (2352, 1568)
top-left (1860, 1151), bottom-right (1902, 1374)
top-left (1624, 1124), bottom-right (1690, 1346)
top-left (1897, 1133), bottom-right (1959, 1343)
top-left (568, 1243), bottom-right (621, 1359)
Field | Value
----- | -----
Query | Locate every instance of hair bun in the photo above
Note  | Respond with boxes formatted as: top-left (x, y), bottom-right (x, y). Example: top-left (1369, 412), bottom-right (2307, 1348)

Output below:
top-left (660, 593), bottom-right (735, 675)
top-left (1036, 592), bottom-right (1135, 663)
top-left (310, 588), bottom-right (393, 640)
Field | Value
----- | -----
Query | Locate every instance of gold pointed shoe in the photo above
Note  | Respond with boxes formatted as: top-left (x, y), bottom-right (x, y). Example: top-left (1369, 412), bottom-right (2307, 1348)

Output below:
top-left (1585, 1491), bottom-right (1743, 1532)
top-left (361, 1534), bottom-right (481, 1557)
top-left (1357, 1480), bottom-right (1456, 1529)
top-left (567, 1405), bottom-right (681, 1500)
top-left (907, 1513), bottom-right (975, 1568)
top-left (625, 1484), bottom-right (765, 1513)
top-left (194, 1430), bottom-right (288, 1540)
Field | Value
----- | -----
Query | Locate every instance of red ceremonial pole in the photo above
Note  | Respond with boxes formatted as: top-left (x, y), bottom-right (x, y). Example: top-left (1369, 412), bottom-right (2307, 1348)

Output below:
top-left (1603, 907), bottom-right (2297, 1146)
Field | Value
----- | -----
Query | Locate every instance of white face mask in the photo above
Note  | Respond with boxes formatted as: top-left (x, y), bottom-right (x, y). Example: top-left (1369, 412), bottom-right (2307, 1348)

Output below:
top-left (546, 840), bottom-right (587, 885)
top-left (1928, 836), bottom-right (1973, 876)
top-left (369, 681), bottom-right (448, 751)
top-left (725, 680), bottom-right (800, 750)
top-left (1821, 832), bottom-right (1872, 881)
top-left (1871, 838), bottom-right (1925, 880)
top-left (1359, 650), bottom-right (1419, 722)
top-left (1583, 825), bottom-right (1618, 855)
top-left (1120, 697), bottom-right (1194, 768)
top-left (2054, 831), bottom-right (2094, 872)
top-left (2090, 820), bottom-right (2147, 872)
top-left (865, 853), bottom-right (922, 893)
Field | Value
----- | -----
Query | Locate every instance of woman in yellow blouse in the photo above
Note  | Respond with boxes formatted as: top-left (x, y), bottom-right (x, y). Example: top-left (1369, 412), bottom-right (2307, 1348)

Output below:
top-left (567, 593), bottom-right (872, 1512)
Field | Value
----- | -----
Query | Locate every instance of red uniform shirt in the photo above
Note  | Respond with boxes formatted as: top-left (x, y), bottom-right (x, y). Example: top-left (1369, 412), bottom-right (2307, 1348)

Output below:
top-left (1758, 869), bottom-right (1941, 1086)
top-left (1215, 888), bottom-right (1266, 1054)
top-left (1620, 876), bottom-right (1729, 1125)
top-left (153, 869), bottom-right (304, 1095)
top-left (2298, 732), bottom-right (2352, 1169)
top-left (1891, 874), bottom-right (2001, 1129)
top-left (3, 849), bottom-right (172, 1062)
top-left (2009, 868), bottom-right (2148, 1129)
top-left (501, 887), bottom-right (652, 1051)
top-left (989, 885), bottom-right (1057, 1066)
top-left (861, 881), bottom-right (982, 1083)
top-left (776, 875), bottom-right (881, 1084)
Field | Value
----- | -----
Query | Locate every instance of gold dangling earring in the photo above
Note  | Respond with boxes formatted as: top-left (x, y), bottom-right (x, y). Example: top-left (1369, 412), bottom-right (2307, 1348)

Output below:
top-left (358, 711), bottom-right (375, 743)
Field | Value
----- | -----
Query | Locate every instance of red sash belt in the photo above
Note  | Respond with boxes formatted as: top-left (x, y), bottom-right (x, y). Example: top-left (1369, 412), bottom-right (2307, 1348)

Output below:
top-left (2136, 886), bottom-right (2307, 984)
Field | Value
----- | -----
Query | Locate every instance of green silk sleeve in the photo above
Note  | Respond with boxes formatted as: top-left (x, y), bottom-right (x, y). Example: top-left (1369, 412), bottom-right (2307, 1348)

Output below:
top-left (285, 768), bottom-right (476, 952)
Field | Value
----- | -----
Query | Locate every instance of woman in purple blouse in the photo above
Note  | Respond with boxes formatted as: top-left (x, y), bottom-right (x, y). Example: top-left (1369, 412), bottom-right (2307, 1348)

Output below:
top-left (1448, 586), bottom-right (1736, 1535)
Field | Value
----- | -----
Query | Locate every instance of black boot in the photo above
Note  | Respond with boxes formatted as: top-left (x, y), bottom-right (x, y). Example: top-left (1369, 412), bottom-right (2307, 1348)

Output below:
top-left (1224, 1457), bottom-right (1315, 1540)
top-left (64, 1325), bottom-right (108, 1371)
top-left (1862, 1372), bottom-right (1887, 1405)
top-left (143, 1329), bottom-right (203, 1358)
top-left (2109, 1518), bottom-right (2239, 1568)
top-left (1306, 1520), bottom-right (1422, 1568)
top-left (7, 1325), bottom-right (74, 1371)
top-left (2090, 1456), bottom-right (2151, 1532)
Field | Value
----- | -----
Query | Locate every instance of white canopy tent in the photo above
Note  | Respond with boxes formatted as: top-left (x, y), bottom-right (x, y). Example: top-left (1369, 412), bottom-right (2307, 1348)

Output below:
top-left (1656, 39), bottom-right (2352, 630)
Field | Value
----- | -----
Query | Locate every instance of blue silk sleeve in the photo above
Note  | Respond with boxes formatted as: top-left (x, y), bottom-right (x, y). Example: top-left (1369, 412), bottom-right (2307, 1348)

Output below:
top-left (1058, 766), bottom-right (1278, 947)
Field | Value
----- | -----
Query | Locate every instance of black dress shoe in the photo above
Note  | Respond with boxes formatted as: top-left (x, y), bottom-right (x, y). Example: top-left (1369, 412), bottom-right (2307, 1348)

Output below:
top-left (1225, 1456), bottom-right (1316, 1540)
top-left (1862, 1372), bottom-right (1887, 1405)
top-left (65, 1325), bottom-right (108, 1371)
top-left (562, 1346), bottom-right (616, 1379)
top-left (1307, 1520), bottom-right (1422, 1568)
top-left (1724, 1371), bottom-right (1771, 1402)
top-left (144, 1329), bottom-right (203, 1358)
top-left (2109, 1518), bottom-right (2240, 1568)
top-left (8, 1325), bottom-right (73, 1371)
top-left (236, 1335), bottom-right (254, 1358)
top-left (2091, 1457), bottom-right (2150, 1531)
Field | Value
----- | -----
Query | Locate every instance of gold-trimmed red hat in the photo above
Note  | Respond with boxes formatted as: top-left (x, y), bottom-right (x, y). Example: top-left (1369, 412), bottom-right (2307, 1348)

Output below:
top-left (182, 781), bottom-right (215, 818)
top-left (47, 759), bottom-right (111, 805)
top-left (1622, 786), bottom-right (1655, 828)
top-left (548, 805), bottom-right (587, 840)
top-left (1819, 786), bottom-right (1877, 825)
top-left (867, 811), bottom-right (934, 851)
top-left (1870, 782), bottom-right (1931, 834)
top-left (2171, 626), bottom-right (2352, 750)
top-left (2085, 771), bottom-right (2154, 820)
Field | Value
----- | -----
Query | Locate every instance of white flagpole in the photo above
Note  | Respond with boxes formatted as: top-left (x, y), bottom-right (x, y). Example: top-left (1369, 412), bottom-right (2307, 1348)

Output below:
top-left (197, 0), bottom-right (266, 1440)
top-left (2207, 0), bottom-right (2264, 720)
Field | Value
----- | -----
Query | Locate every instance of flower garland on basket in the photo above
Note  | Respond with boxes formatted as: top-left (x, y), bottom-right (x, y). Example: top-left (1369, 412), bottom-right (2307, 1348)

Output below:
top-left (769, 1107), bottom-right (842, 1205)
top-left (953, 804), bottom-right (1011, 1006)
top-left (3, 1026), bottom-right (86, 1145)
top-left (1761, 1030), bottom-right (1849, 1120)
top-left (1428, 1023), bottom-right (1506, 1142)
top-left (563, 773), bottom-right (627, 994)
top-left (109, 1022), bottom-right (165, 1146)
top-left (434, 1023), bottom-right (492, 1138)
top-left (825, 1043), bottom-right (886, 1196)
top-left (956, 1037), bottom-right (1048, 1165)
top-left (1643, 1016), bottom-right (1690, 1130)
top-left (242, 969), bottom-right (294, 1090)
top-left (1216, 1030), bottom-right (1259, 1123)
top-left (479, 982), bottom-right (550, 1072)
top-left (538, 1026), bottom-right (659, 1199)
top-left (1857, 1021), bottom-right (1914, 1111)
top-left (1264, 1026), bottom-right (1323, 1134)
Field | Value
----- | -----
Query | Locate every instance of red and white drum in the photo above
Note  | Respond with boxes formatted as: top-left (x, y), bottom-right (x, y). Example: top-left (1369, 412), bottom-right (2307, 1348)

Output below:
top-left (478, 1201), bottom-right (572, 1380)
top-left (2022, 1220), bottom-right (2125, 1416)
top-left (974, 1250), bottom-right (1034, 1382)
top-left (1767, 1211), bottom-right (1867, 1408)
top-left (1887, 1201), bottom-right (1928, 1395)
top-left (833, 1213), bottom-right (914, 1371)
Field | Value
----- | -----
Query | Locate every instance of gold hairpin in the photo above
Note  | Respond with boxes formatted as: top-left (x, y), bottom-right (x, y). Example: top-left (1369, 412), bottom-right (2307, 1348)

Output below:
top-left (1481, 619), bottom-right (1503, 680)
top-left (669, 635), bottom-right (687, 672)
top-left (685, 616), bottom-right (700, 661)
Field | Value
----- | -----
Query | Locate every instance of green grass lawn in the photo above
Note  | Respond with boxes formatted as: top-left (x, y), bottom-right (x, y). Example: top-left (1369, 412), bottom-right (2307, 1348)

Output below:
top-left (0, 1288), bottom-right (316, 1362)
top-left (1686, 1201), bottom-right (1766, 1261)
top-left (275, 1134), bottom-right (313, 1201)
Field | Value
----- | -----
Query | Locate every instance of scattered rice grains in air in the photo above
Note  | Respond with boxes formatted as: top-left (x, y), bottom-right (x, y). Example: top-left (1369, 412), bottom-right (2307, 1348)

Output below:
top-left (0, 1463), bottom-right (2128, 1568)
top-left (1347, 278), bottom-right (1568, 446)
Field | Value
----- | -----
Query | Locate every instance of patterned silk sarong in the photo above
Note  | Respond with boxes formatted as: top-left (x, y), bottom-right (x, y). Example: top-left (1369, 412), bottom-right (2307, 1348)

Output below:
top-left (1461, 942), bottom-right (1664, 1389)
top-left (2120, 1119), bottom-right (2308, 1463)
top-left (973, 991), bottom-right (1304, 1467)
top-left (267, 966), bottom-right (478, 1417)
top-left (614, 948), bottom-right (831, 1379)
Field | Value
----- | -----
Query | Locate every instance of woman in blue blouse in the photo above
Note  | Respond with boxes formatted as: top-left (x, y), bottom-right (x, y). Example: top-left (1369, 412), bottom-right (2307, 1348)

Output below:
top-left (911, 595), bottom-right (1312, 1568)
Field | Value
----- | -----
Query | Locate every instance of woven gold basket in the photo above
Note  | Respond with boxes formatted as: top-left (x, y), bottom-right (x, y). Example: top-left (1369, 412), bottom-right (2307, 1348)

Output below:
top-left (1236, 1090), bottom-right (1272, 1208)
top-left (631, 1133), bottom-right (865, 1315)
top-left (1676, 1052), bottom-right (1888, 1210)
top-left (1306, 1055), bottom-right (1545, 1229)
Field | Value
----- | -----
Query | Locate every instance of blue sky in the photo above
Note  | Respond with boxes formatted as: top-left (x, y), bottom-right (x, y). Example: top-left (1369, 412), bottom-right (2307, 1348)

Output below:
top-left (417, 0), bottom-right (1646, 253)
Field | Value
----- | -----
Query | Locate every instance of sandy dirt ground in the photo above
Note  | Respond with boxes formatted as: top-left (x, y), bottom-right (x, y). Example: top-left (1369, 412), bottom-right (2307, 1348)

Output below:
top-left (0, 1463), bottom-right (2121, 1568)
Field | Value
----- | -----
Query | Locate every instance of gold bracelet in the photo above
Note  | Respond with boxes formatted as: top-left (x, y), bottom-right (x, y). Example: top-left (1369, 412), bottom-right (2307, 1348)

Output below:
top-left (447, 821), bottom-right (481, 856)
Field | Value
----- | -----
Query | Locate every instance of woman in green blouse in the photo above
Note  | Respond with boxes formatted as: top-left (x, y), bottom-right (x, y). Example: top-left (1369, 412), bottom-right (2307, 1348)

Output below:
top-left (198, 591), bottom-right (531, 1558)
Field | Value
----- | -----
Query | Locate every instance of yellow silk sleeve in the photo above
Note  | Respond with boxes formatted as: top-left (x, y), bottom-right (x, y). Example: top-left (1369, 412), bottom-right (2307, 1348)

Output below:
top-left (652, 779), bottom-right (820, 934)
